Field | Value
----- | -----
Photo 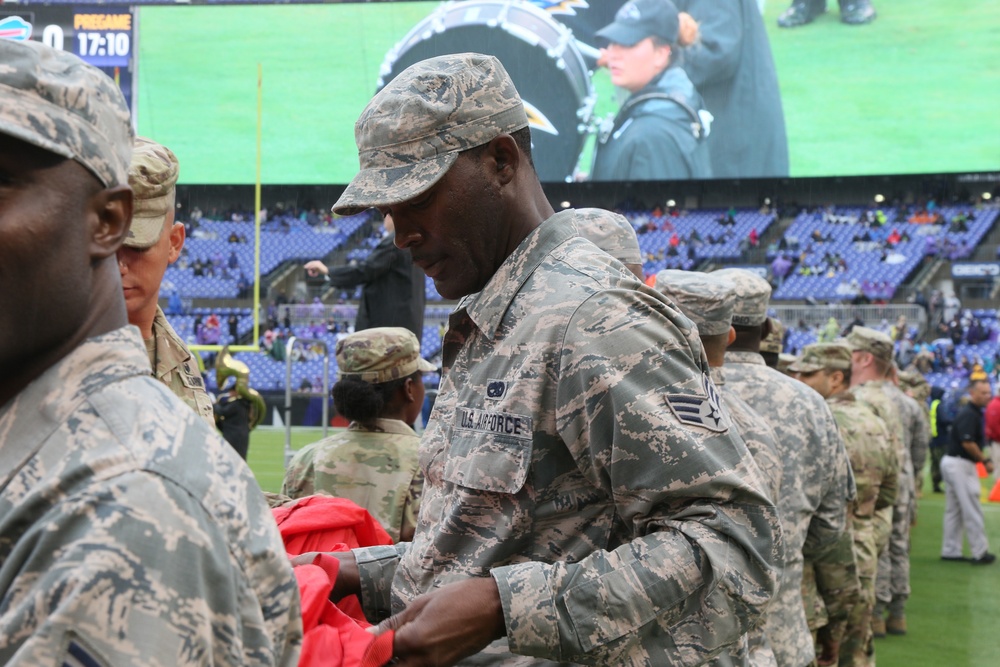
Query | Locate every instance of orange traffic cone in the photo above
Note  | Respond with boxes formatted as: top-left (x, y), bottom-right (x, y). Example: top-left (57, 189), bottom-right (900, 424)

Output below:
top-left (989, 477), bottom-right (1000, 503)
top-left (977, 462), bottom-right (988, 478)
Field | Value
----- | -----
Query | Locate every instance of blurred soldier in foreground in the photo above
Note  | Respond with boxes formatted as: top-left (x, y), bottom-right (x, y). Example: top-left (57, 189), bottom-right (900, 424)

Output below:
top-left (656, 269), bottom-right (784, 667)
top-left (306, 52), bottom-right (779, 666)
top-left (283, 327), bottom-right (433, 542)
top-left (117, 136), bottom-right (215, 423)
top-left (0, 39), bottom-right (300, 665)
top-left (845, 327), bottom-right (913, 637)
top-left (716, 268), bottom-right (854, 667)
top-left (792, 343), bottom-right (898, 667)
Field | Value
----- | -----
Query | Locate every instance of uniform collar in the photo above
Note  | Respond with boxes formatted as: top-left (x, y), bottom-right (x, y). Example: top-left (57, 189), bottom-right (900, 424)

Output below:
top-left (347, 418), bottom-right (418, 436)
top-left (724, 350), bottom-right (766, 366)
top-left (460, 210), bottom-right (578, 341)
top-left (150, 305), bottom-right (194, 377)
top-left (0, 326), bottom-right (150, 491)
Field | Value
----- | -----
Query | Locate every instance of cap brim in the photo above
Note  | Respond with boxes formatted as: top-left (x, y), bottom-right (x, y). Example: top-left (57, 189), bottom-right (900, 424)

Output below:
top-left (417, 358), bottom-right (437, 373)
top-left (123, 213), bottom-right (166, 249)
top-left (595, 23), bottom-right (648, 47)
top-left (333, 152), bottom-right (458, 216)
top-left (787, 361), bottom-right (825, 373)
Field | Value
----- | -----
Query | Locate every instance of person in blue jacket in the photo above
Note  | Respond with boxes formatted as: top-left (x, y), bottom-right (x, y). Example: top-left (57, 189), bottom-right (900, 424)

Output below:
top-left (590, 0), bottom-right (712, 181)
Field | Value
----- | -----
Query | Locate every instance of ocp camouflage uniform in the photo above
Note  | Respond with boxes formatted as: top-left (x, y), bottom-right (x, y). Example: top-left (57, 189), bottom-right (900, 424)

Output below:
top-left (353, 215), bottom-right (781, 666)
top-left (876, 384), bottom-right (927, 617)
top-left (282, 418), bottom-right (423, 543)
top-left (149, 305), bottom-right (215, 424)
top-left (802, 526), bottom-right (860, 662)
top-left (825, 390), bottom-right (898, 667)
top-left (0, 327), bottom-right (302, 665)
top-left (724, 350), bottom-right (854, 667)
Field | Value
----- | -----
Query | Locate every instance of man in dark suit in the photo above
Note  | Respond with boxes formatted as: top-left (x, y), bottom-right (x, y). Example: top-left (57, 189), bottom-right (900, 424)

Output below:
top-left (304, 213), bottom-right (426, 340)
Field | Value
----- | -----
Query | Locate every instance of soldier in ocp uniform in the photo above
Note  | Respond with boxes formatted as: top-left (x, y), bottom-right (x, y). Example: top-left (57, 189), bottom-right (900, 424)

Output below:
top-left (117, 136), bottom-right (215, 424)
top-left (791, 343), bottom-right (899, 667)
top-left (844, 326), bottom-right (912, 638)
top-left (655, 269), bottom-right (785, 667)
top-left (715, 268), bottom-right (855, 667)
top-left (282, 327), bottom-right (434, 543)
top-left (0, 39), bottom-right (300, 665)
top-left (307, 52), bottom-right (780, 666)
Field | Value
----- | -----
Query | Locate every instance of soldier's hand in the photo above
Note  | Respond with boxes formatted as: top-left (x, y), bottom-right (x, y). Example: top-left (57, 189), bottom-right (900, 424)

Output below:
top-left (985, 460), bottom-right (995, 475)
top-left (289, 551), bottom-right (361, 601)
top-left (376, 577), bottom-right (506, 666)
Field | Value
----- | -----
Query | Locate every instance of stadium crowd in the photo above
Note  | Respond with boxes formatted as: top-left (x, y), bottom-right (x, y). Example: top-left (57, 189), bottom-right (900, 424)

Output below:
top-left (2, 28), bottom-right (999, 667)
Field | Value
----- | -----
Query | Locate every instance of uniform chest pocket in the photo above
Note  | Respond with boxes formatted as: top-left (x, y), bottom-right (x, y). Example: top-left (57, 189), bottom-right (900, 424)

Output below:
top-left (443, 407), bottom-right (533, 494)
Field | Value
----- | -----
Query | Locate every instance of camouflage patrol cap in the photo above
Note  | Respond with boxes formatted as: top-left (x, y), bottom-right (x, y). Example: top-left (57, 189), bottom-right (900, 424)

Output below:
top-left (336, 327), bottom-right (436, 384)
top-left (845, 325), bottom-right (894, 363)
top-left (653, 269), bottom-right (735, 336)
top-left (788, 342), bottom-right (853, 374)
top-left (0, 39), bottom-right (132, 188)
top-left (570, 209), bottom-right (643, 267)
top-left (898, 369), bottom-right (931, 402)
top-left (125, 137), bottom-right (179, 249)
top-left (333, 53), bottom-right (528, 216)
top-left (777, 353), bottom-right (798, 374)
top-left (711, 268), bottom-right (771, 326)
top-left (759, 317), bottom-right (785, 355)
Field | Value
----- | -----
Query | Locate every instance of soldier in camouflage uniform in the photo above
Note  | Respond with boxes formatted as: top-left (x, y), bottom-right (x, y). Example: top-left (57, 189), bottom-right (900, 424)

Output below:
top-left (117, 136), bottom-right (215, 424)
top-left (875, 364), bottom-right (929, 634)
top-left (715, 268), bottom-right (855, 667)
top-left (656, 269), bottom-right (785, 667)
top-left (314, 52), bottom-right (780, 666)
top-left (282, 327), bottom-right (434, 542)
top-left (844, 326), bottom-right (912, 638)
top-left (0, 40), bottom-right (300, 665)
top-left (791, 343), bottom-right (899, 667)
top-left (759, 316), bottom-right (785, 369)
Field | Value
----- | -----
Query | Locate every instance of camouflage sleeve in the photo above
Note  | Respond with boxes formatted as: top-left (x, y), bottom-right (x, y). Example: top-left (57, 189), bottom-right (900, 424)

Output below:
top-left (0, 472), bottom-right (300, 666)
top-left (353, 543), bottom-right (411, 623)
top-left (876, 434), bottom-right (899, 512)
top-left (909, 404), bottom-right (930, 483)
top-left (399, 469), bottom-right (424, 543)
top-left (803, 406), bottom-right (853, 559)
top-left (811, 526), bottom-right (862, 646)
top-left (280, 445), bottom-right (317, 499)
top-left (492, 289), bottom-right (780, 665)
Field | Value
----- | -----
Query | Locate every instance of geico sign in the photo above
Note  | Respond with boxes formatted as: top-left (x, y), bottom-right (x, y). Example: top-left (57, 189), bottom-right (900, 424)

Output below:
top-left (952, 263), bottom-right (1000, 278)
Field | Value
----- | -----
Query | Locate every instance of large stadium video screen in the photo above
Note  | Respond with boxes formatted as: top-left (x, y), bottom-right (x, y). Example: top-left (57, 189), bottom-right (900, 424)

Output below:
top-left (7, 1), bottom-right (996, 184)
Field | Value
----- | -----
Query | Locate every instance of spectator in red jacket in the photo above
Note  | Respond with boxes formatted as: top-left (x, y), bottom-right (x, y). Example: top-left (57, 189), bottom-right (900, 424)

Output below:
top-left (985, 393), bottom-right (1000, 481)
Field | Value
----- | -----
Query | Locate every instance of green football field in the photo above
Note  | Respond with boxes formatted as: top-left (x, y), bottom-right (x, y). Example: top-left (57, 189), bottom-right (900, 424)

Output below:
top-left (251, 425), bottom-right (1000, 665)
top-left (136, 0), bottom-right (999, 184)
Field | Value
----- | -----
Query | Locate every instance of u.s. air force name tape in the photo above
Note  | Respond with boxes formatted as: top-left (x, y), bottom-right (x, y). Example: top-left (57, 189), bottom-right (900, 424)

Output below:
top-left (455, 407), bottom-right (532, 440)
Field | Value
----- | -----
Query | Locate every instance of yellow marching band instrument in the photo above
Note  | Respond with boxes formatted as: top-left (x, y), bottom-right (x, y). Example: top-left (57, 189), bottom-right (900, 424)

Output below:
top-left (215, 346), bottom-right (267, 430)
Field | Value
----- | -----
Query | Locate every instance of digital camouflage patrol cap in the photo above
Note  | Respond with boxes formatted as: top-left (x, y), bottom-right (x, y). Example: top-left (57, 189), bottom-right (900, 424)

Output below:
top-left (653, 269), bottom-right (735, 336)
top-left (569, 208), bottom-right (643, 267)
top-left (759, 317), bottom-right (785, 355)
top-left (845, 325), bottom-right (894, 363)
top-left (125, 137), bottom-right (180, 249)
top-left (0, 39), bottom-right (132, 188)
top-left (788, 342), bottom-right (853, 374)
top-left (333, 52), bottom-right (528, 216)
top-left (336, 327), bottom-right (436, 384)
top-left (711, 268), bottom-right (771, 326)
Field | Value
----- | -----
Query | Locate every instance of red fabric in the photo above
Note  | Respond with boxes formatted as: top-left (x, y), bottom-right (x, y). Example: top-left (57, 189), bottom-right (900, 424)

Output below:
top-left (273, 495), bottom-right (394, 555)
top-left (294, 554), bottom-right (395, 667)
top-left (984, 396), bottom-right (1000, 443)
